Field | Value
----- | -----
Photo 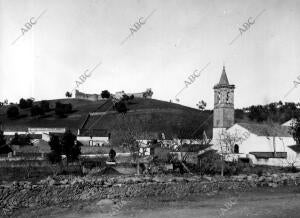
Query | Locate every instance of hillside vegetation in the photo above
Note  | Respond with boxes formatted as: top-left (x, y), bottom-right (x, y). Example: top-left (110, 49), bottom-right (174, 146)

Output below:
top-left (0, 98), bottom-right (213, 139)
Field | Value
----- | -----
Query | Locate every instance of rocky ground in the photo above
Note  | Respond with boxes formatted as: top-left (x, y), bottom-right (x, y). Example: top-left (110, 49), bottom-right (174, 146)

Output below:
top-left (12, 186), bottom-right (300, 218)
top-left (1, 172), bottom-right (300, 217)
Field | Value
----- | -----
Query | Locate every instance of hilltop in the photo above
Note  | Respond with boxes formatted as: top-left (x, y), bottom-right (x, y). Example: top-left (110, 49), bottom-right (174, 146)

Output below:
top-left (0, 98), bottom-right (213, 139)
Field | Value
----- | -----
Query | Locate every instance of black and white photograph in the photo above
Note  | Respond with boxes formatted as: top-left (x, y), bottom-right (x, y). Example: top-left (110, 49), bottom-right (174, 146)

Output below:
top-left (0, 0), bottom-right (300, 217)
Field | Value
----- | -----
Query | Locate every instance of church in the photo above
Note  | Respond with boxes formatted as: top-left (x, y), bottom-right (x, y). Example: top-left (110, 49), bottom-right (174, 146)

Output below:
top-left (212, 67), bottom-right (300, 168)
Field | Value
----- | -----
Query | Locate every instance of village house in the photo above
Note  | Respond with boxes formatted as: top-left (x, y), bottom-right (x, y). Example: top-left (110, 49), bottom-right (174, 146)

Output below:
top-left (77, 128), bottom-right (110, 147)
top-left (212, 66), bottom-right (300, 168)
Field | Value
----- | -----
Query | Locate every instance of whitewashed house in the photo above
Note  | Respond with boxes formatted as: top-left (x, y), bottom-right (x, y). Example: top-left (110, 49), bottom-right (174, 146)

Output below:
top-left (212, 66), bottom-right (300, 168)
top-left (77, 129), bottom-right (109, 146)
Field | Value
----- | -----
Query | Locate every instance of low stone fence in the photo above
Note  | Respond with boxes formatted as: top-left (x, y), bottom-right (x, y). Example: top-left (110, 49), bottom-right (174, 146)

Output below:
top-left (1, 172), bottom-right (300, 216)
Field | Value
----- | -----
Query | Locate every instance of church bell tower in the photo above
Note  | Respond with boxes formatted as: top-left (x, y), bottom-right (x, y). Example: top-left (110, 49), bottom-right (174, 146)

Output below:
top-left (213, 66), bottom-right (235, 138)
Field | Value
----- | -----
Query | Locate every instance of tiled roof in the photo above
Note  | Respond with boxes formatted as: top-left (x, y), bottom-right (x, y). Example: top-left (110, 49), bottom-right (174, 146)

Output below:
top-left (178, 143), bottom-right (212, 152)
top-left (79, 129), bottom-right (108, 137)
top-left (289, 145), bottom-right (300, 153)
top-left (237, 122), bottom-right (291, 137)
top-left (249, 152), bottom-right (287, 158)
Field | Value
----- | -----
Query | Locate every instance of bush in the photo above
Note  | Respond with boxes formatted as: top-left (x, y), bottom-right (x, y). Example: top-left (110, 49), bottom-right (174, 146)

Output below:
top-left (6, 106), bottom-right (19, 118)
top-left (198, 150), bottom-right (222, 175)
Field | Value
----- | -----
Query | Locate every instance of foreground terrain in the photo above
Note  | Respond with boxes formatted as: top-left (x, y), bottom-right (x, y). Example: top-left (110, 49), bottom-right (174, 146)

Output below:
top-left (13, 186), bottom-right (300, 218)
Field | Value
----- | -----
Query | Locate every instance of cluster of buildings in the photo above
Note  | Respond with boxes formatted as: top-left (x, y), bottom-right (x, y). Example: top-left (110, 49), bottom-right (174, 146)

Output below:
top-left (1, 67), bottom-right (300, 168)
top-left (211, 67), bottom-right (300, 168)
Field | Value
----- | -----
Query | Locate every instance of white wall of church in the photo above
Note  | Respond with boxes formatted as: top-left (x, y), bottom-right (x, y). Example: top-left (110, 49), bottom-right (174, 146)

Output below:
top-left (213, 124), bottom-right (300, 168)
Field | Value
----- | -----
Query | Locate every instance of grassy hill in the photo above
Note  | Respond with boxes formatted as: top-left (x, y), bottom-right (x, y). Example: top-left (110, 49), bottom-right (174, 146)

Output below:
top-left (0, 98), bottom-right (213, 139)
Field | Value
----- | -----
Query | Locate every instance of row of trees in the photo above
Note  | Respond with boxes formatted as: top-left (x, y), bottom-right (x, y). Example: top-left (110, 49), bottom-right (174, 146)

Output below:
top-left (6, 100), bottom-right (72, 119)
top-left (238, 101), bottom-right (300, 123)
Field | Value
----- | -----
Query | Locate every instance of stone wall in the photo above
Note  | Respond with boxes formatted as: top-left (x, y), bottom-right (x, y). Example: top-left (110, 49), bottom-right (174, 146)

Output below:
top-left (1, 173), bottom-right (300, 216)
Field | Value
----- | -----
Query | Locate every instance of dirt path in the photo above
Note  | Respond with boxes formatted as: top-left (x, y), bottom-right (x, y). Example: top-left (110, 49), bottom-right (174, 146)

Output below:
top-left (14, 186), bottom-right (300, 218)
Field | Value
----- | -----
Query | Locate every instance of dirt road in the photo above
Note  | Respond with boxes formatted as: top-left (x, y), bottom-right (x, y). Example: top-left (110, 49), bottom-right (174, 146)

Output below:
top-left (15, 186), bottom-right (300, 218)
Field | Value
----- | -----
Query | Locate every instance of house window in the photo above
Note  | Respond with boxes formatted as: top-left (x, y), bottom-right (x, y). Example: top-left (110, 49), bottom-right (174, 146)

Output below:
top-left (234, 144), bottom-right (239, 154)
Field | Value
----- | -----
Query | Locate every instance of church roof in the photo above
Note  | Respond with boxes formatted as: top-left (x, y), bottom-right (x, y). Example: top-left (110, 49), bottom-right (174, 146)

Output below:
top-left (219, 66), bottom-right (230, 85)
top-left (237, 122), bottom-right (291, 137)
top-left (214, 66), bottom-right (234, 89)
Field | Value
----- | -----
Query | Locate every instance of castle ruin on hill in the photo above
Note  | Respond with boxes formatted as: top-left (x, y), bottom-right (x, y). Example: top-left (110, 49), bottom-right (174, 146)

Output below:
top-left (74, 88), bottom-right (153, 101)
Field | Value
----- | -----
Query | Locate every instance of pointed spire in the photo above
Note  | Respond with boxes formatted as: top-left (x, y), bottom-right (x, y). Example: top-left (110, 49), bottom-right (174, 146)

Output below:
top-left (218, 65), bottom-right (229, 85)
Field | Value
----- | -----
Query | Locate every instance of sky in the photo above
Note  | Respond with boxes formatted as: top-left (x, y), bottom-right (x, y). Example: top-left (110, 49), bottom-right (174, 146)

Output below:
top-left (0, 0), bottom-right (300, 109)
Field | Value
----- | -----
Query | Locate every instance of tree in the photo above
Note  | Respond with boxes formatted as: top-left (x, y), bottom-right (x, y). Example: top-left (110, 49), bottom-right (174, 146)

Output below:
top-left (290, 117), bottom-right (300, 145)
top-left (108, 148), bottom-right (116, 162)
top-left (110, 115), bottom-right (153, 174)
top-left (30, 105), bottom-right (44, 116)
top-left (101, 90), bottom-right (111, 98)
top-left (47, 135), bottom-right (62, 163)
top-left (10, 133), bottom-right (31, 146)
top-left (40, 100), bottom-right (50, 112)
top-left (143, 88), bottom-right (153, 98)
top-left (61, 130), bottom-right (81, 162)
top-left (216, 130), bottom-right (248, 176)
top-left (115, 101), bottom-right (128, 114)
top-left (0, 131), bottom-right (12, 154)
top-left (122, 94), bottom-right (130, 101)
top-left (55, 102), bottom-right (72, 117)
top-left (19, 98), bottom-right (33, 109)
top-left (65, 91), bottom-right (72, 98)
top-left (7, 106), bottom-right (19, 118)
top-left (196, 100), bottom-right (207, 111)
top-left (19, 98), bottom-right (27, 109)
